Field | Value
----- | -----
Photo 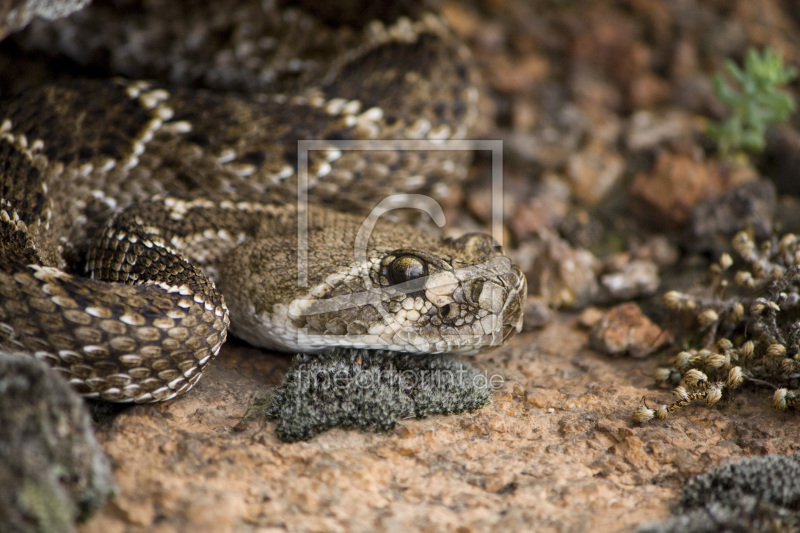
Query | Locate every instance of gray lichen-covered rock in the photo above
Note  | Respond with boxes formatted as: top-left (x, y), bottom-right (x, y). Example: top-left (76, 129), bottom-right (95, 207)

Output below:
top-left (636, 454), bottom-right (800, 533)
top-left (0, 353), bottom-right (115, 533)
top-left (0, 0), bottom-right (90, 39)
top-left (683, 180), bottom-right (776, 256)
top-left (266, 349), bottom-right (492, 442)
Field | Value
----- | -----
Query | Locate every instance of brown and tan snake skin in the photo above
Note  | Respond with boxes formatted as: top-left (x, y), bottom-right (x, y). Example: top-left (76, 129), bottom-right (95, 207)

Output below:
top-left (0, 1), bottom-right (526, 403)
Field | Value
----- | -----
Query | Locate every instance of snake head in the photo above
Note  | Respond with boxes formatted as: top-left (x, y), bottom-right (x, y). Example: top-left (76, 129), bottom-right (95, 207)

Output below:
top-left (380, 232), bottom-right (527, 355)
top-left (227, 218), bottom-right (527, 355)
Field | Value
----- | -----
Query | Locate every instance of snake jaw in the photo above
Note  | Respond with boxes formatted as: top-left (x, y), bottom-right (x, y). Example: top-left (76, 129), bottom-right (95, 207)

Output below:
top-left (234, 237), bottom-right (527, 356)
top-left (502, 265), bottom-right (527, 335)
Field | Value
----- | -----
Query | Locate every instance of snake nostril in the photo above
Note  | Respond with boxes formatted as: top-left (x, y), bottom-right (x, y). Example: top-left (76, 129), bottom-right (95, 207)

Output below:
top-left (440, 303), bottom-right (460, 320)
top-left (470, 280), bottom-right (484, 304)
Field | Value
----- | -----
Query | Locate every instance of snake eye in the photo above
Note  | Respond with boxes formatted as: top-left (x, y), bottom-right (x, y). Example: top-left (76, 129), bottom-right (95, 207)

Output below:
top-left (388, 255), bottom-right (427, 287)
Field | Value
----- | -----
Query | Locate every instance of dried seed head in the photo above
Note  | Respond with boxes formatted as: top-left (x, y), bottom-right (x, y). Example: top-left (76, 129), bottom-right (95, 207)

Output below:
top-left (673, 386), bottom-right (689, 401)
top-left (781, 358), bottom-right (798, 374)
top-left (716, 338), bottom-right (734, 352)
top-left (752, 261), bottom-right (768, 280)
top-left (741, 340), bottom-right (755, 359)
top-left (779, 233), bottom-right (797, 253)
top-left (698, 309), bottom-right (719, 328)
top-left (774, 388), bottom-right (789, 411)
top-left (703, 352), bottom-right (728, 368)
top-left (734, 270), bottom-right (754, 288)
top-left (732, 231), bottom-right (755, 258)
top-left (751, 298), bottom-right (779, 314)
top-left (730, 302), bottom-right (745, 322)
top-left (662, 291), bottom-right (683, 310)
top-left (674, 351), bottom-right (693, 371)
top-left (684, 369), bottom-right (708, 387)
top-left (705, 387), bottom-right (723, 406)
top-left (655, 405), bottom-right (669, 420)
top-left (633, 404), bottom-right (656, 423)
top-left (718, 253), bottom-right (733, 270)
top-left (726, 366), bottom-right (743, 389)
top-left (654, 368), bottom-right (672, 383)
top-left (766, 343), bottom-right (787, 357)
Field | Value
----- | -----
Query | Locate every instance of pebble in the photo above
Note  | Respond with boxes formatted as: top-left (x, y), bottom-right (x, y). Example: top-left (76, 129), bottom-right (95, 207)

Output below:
top-left (589, 302), bottom-right (672, 358)
top-left (530, 234), bottom-right (600, 309)
top-left (600, 259), bottom-right (660, 301)
top-left (684, 180), bottom-right (776, 256)
top-left (629, 149), bottom-right (757, 229)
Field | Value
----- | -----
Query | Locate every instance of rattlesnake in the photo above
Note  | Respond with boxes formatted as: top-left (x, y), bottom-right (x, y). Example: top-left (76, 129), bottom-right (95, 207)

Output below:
top-left (0, 0), bottom-right (526, 403)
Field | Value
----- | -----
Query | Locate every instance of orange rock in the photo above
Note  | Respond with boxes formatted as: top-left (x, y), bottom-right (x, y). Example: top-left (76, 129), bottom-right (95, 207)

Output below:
top-left (589, 302), bottom-right (672, 357)
top-left (630, 150), bottom-right (756, 229)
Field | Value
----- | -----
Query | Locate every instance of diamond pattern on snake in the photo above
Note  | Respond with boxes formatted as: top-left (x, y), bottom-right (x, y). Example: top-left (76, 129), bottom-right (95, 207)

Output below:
top-left (0, 0), bottom-right (527, 403)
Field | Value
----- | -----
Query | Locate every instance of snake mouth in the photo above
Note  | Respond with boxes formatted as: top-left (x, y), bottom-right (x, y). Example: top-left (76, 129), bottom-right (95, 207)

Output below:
top-left (501, 324), bottom-right (518, 344)
top-left (445, 264), bottom-right (526, 354)
top-left (498, 265), bottom-right (527, 336)
top-left (241, 239), bottom-right (530, 356)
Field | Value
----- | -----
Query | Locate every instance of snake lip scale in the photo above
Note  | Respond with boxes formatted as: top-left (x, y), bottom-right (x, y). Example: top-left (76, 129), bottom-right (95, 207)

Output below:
top-left (0, 2), bottom-right (527, 403)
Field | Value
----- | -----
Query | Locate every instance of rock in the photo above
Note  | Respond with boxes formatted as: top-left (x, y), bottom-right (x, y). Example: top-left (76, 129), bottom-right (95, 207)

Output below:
top-left (507, 240), bottom-right (541, 278)
top-left (558, 208), bottom-right (607, 250)
top-left (683, 180), bottom-right (776, 256)
top-left (631, 234), bottom-right (680, 269)
top-left (589, 302), bottom-right (671, 358)
top-left (488, 54), bottom-right (550, 94)
top-left (571, 62), bottom-right (623, 113)
top-left (439, 3), bottom-right (481, 39)
top-left (628, 71), bottom-right (671, 109)
top-left (529, 234), bottom-right (601, 309)
top-left (0, 353), bottom-right (115, 533)
top-left (765, 124), bottom-right (800, 195)
top-left (508, 173), bottom-right (571, 239)
top-left (0, 0), bottom-right (90, 39)
top-left (566, 139), bottom-right (625, 206)
top-left (521, 295), bottom-right (553, 330)
top-left (600, 259), bottom-right (660, 301)
top-left (624, 110), bottom-right (702, 152)
top-left (505, 100), bottom-right (589, 169)
top-left (577, 306), bottom-right (606, 329)
top-left (629, 150), bottom-right (757, 229)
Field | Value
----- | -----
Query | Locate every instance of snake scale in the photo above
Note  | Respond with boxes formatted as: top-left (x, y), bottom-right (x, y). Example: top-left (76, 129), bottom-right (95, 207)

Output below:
top-left (0, 0), bottom-right (526, 403)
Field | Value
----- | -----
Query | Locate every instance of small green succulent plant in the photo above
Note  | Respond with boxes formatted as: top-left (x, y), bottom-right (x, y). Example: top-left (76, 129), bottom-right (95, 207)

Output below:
top-left (708, 47), bottom-right (797, 157)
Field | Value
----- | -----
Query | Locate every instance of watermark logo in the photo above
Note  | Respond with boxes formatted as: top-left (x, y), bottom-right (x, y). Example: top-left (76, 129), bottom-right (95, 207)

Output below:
top-left (288, 365), bottom-right (506, 393)
top-left (291, 139), bottom-right (507, 349)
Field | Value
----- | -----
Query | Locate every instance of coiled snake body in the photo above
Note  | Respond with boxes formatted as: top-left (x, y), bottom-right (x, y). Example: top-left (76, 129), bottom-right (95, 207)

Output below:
top-left (0, 1), bottom-right (526, 403)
